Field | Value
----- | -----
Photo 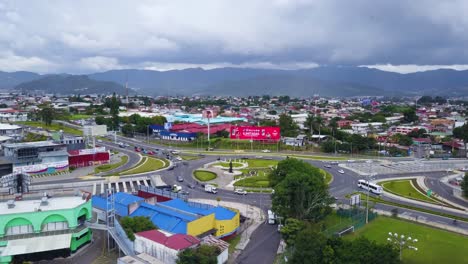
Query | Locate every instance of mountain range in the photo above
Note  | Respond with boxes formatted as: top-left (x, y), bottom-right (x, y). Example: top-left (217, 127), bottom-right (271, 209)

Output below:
top-left (1, 66), bottom-right (468, 97)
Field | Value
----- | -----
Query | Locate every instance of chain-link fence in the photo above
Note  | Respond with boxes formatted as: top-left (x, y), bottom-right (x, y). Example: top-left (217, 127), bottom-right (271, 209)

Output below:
top-left (322, 207), bottom-right (378, 237)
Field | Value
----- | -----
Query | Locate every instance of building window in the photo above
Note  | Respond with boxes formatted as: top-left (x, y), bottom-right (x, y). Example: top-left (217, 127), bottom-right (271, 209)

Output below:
top-left (41, 221), bottom-right (69, 232)
top-left (5, 224), bottom-right (34, 235)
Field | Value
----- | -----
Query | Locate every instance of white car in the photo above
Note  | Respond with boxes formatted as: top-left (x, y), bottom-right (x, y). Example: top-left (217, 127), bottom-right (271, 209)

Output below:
top-left (262, 149), bottom-right (271, 153)
top-left (337, 169), bottom-right (345, 174)
top-left (234, 188), bottom-right (247, 195)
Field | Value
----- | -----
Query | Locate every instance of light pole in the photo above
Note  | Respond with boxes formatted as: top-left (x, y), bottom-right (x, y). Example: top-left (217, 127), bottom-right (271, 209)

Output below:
top-left (387, 232), bottom-right (418, 261)
top-left (365, 160), bottom-right (375, 224)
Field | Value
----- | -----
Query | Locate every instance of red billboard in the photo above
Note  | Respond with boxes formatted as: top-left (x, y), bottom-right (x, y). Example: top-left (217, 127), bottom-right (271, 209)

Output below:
top-left (230, 126), bottom-right (280, 141)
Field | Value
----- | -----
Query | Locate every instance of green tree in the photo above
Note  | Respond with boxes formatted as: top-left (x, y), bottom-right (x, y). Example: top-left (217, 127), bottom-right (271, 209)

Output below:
top-left (397, 135), bottom-right (413, 146)
top-left (40, 107), bottom-right (55, 126)
top-left (279, 218), bottom-right (305, 246)
top-left (462, 173), bottom-right (468, 198)
top-left (279, 113), bottom-right (299, 137)
top-left (177, 245), bottom-right (220, 264)
top-left (110, 93), bottom-right (120, 131)
top-left (402, 108), bottom-right (418, 123)
top-left (120, 216), bottom-right (157, 241)
top-left (271, 159), bottom-right (332, 221)
top-left (290, 227), bottom-right (329, 264)
top-left (453, 124), bottom-right (468, 159)
top-left (121, 124), bottom-right (134, 137)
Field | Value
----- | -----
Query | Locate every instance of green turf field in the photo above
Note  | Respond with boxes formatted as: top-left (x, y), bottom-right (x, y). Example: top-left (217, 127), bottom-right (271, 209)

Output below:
top-left (346, 217), bottom-right (468, 264)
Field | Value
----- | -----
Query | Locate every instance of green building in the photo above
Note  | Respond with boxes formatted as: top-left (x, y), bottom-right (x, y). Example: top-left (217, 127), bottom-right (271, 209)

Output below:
top-left (0, 194), bottom-right (93, 263)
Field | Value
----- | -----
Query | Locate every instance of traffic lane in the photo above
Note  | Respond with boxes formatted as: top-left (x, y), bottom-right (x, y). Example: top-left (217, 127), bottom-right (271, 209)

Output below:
top-left (236, 223), bottom-right (281, 264)
top-left (374, 203), bottom-right (468, 227)
top-left (370, 172), bottom-right (468, 209)
top-left (360, 188), bottom-right (468, 219)
top-left (99, 142), bottom-right (141, 173)
top-left (423, 178), bottom-right (468, 208)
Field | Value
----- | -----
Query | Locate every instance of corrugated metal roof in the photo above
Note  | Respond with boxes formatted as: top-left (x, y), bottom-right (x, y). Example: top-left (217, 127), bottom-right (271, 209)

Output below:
top-left (136, 230), bottom-right (200, 250)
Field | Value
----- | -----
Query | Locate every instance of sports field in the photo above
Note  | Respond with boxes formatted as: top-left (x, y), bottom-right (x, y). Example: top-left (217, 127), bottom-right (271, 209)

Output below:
top-left (346, 217), bottom-right (468, 264)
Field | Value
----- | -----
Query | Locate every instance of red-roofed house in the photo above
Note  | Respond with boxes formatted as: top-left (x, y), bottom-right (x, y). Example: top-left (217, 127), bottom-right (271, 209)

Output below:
top-left (134, 230), bottom-right (200, 264)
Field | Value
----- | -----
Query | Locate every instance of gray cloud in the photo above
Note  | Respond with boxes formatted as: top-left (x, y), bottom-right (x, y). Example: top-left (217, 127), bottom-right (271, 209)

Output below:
top-left (0, 0), bottom-right (468, 73)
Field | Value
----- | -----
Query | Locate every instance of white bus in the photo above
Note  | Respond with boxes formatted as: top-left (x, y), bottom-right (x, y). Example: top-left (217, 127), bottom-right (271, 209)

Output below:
top-left (357, 180), bottom-right (383, 195)
top-left (267, 210), bottom-right (276, 224)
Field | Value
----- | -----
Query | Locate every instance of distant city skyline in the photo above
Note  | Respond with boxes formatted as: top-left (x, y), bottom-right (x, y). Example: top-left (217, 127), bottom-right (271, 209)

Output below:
top-left (1, 0), bottom-right (468, 74)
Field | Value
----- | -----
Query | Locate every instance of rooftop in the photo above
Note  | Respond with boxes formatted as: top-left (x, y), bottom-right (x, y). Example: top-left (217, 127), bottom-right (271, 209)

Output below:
top-left (3, 141), bottom-right (63, 149)
top-left (0, 196), bottom-right (88, 215)
top-left (0, 123), bottom-right (21, 130)
top-left (136, 229), bottom-right (200, 250)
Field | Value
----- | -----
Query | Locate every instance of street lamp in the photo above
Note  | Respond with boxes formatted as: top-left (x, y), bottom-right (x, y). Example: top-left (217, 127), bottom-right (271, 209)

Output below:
top-left (387, 232), bottom-right (418, 261)
top-left (365, 160), bottom-right (376, 224)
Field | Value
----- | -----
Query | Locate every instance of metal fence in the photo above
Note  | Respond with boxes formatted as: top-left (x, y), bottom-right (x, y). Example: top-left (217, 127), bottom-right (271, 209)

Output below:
top-left (322, 207), bottom-right (378, 237)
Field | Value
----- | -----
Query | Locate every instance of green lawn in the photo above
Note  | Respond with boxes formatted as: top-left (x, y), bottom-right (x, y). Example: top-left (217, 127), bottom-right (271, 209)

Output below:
top-left (119, 157), bottom-right (167, 175)
top-left (194, 170), bottom-right (217, 181)
top-left (216, 161), bottom-right (244, 168)
top-left (381, 180), bottom-right (440, 204)
top-left (320, 169), bottom-right (333, 184)
top-left (17, 121), bottom-right (83, 135)
top-left (246, 159), bottom-right (278, 168)
top-left (234, 175), bottom-right (270, 188)
top-left (69, 114), bottom-right (92, 120)
top-left (95, 156), bottom-right (128, 173)
top-left (180, 155), bottom-right (201, 161)
top-left (346, 217), bottom-right (468, 264)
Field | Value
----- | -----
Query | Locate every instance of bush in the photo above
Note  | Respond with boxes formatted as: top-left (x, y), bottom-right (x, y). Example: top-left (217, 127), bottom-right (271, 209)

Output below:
top-left (120, 216), bottom-right (157, 241)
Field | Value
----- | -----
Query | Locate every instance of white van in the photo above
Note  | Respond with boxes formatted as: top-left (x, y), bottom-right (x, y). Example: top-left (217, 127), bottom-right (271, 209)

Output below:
top-left (267, 210), bottom-right (276, 224)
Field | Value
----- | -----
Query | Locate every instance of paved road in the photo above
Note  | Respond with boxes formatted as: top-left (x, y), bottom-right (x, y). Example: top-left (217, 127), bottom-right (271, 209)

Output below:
top-left (97, 141), bottom-right (142, 175)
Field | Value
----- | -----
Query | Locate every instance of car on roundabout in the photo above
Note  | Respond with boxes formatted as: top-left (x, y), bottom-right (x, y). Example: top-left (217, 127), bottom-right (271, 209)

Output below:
top-left (337, 169), bottom-right (345, 174)
top-left (234, 188), bottom-right (247, 195)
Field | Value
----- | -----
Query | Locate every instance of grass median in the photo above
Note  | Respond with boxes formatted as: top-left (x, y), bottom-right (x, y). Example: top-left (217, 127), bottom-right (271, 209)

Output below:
top-left (119, 157), bottom-right (167, 175)
top-left (194, 170), bottom-right (217, 181)
top-left (346, 216), bottom-right (468, 264)
top-left (381, 179), bottom-right (439, 204)
top-left (353, 192), bottom-right (468, 222)
top-left (95, 156), bottom-right (128, 173)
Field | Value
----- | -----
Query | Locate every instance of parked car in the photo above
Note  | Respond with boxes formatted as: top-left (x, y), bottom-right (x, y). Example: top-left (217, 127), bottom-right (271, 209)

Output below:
top-left (234, 188), bottom-right (247, 195)
top-left (262, 149), bottom-right (271, 153)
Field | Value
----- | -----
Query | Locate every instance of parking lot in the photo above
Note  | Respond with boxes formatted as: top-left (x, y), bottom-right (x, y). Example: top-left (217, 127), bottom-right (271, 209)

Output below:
top-left (343, 159), bottom-right (468, 175)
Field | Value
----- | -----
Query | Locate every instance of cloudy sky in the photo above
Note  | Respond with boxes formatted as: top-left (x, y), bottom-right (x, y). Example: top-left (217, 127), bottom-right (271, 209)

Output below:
top-left (1, 0), bottom-right (468, 74)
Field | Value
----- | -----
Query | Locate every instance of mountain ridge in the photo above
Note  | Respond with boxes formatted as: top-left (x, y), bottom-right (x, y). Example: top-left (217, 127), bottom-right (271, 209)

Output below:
top-left (1, 66), bottom-right (468, 96)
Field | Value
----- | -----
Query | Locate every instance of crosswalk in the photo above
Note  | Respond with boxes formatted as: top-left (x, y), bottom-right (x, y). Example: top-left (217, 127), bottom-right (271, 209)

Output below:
top-left (91, 178), bottom-right (153, 195)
